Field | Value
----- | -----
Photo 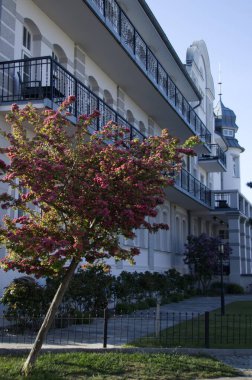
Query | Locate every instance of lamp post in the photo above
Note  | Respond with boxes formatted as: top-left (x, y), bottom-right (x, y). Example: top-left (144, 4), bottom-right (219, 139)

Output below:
top-left (219, 243), bottom-right (225, 316)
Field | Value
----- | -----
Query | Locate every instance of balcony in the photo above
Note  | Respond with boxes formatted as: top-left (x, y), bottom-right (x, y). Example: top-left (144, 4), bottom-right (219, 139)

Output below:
top-left (214, 191), bottom-right (252, 218)
top-left (165, 168), bottom-right (212, 210)
top-left (0, 56), bottom-right (144, 141)
top-left (198, 144), bottom-right (226, 172)
top-left (85, 0), bottom-right (212, 149)
top-left (0, 56), bottom-right (214, 210)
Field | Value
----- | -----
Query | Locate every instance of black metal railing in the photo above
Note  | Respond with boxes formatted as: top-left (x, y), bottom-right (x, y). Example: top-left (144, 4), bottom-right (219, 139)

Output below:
top-left (1, 310), bottom-right (252, 348)
top-left (214, 191), bottom-right (251, 216)
top-left (175, 168), bottom-right (212, 206)
top-left (0, 56), bottom-right (212, 207)
top-left (0, 56), bottom-right (145, 141)
top-left (86, 0), bottom-right (212, 146)
top-left (199, 144), bottom-right (226, 168)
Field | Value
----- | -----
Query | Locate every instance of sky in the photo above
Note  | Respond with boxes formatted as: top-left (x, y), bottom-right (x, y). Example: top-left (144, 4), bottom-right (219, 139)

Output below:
top-left (146, 0), bottom-right (252, 202)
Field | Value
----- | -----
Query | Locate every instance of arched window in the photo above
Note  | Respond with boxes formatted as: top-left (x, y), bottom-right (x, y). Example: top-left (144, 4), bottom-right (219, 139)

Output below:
top-left (88, 76), bottom-right (99, 96)
top-left (20, 20), bottom-right (42, 96)
top-left (161, 210), bottom-right (169, 251)
top-left (103, 89), bottom-right (113, 107)
top-left (88, 76), bottom-right (99, 115)
top-left (154, 207), bottom-right (170, 252)
top-left (139, 121), bottom-right (146, 135)
top-left (175, 216), bottom-right (180, 252)
top-left (23, 26), bottom-right (31, 54)
top-left (51, 45), bottom-right (68, 99)
top-left (22, 19), bottom-right (42, 58)
top-left (232, 156), bottom-right (240, 177)
top-left (126, 110), bottom-right (134, 126)
top-left (102, 89), bottom-right (114, 125)
top-left (52, 44), bottom-right (67, 67)
top-left (182, 219), bottom-right (187, 250)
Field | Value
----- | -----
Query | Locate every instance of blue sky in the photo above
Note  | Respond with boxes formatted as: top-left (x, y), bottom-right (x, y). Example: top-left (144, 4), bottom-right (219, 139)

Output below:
top-left (146, 0), bottom-right (252, 202)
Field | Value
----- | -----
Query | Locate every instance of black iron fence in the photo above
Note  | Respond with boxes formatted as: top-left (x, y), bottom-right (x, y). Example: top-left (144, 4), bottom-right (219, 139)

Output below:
top-left (87, 0), bottom-right (212, 146)
top-left (1, 310), bottom-right (252, 348)
top-left (0, 56), bottom-right (145, 142)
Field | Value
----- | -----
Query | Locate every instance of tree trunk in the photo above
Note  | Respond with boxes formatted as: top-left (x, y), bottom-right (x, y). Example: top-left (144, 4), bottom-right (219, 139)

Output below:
top-left (21, 258), bottom-right (79, 376)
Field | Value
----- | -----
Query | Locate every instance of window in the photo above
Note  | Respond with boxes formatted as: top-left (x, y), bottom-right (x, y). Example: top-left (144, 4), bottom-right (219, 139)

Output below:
top-left (232, 156), bottom-right (240, 177)
top-left (23, 26), bottom-right (31, 51)
top-left (139, 121), bottom-right (146, 135)
top-left (223, 129), bottom-right (234, 137)
top-left (219, 230), bottom-right (229, 240)
top-left (126, 110), bottom-right (134, 126)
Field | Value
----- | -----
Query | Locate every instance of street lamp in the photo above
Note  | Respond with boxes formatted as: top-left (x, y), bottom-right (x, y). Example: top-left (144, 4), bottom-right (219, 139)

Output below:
top-left (219, 243), bottom-right (225, 316)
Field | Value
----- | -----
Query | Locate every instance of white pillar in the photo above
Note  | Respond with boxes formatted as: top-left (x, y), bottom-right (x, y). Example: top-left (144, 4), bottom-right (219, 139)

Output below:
top-left (228, 213), bottom-right (241, 283)
top-left (240, 218), bottom-right (246, 274)
top-left (246, 221), bottom-right (252, 274)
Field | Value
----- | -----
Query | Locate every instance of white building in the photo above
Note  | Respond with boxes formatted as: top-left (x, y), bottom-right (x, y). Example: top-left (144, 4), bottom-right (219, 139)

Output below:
top-left (0, 0), bottom-right (251, 292)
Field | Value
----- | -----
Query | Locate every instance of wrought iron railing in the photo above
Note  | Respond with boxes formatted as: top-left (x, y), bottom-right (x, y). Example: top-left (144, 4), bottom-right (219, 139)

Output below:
top-left (214, 191), bottom-right (251, 216)
top-left (175, 168), bottom-right (212, 206)
top-left (0, 56), bottom-right (213, 208)
top-left (0, 56), bottom-right (145, 141)
top-left (199, 144), bottom-right (226, 168)
top-left (1, 310), bottom-right (252, 348)
top-left (86, 0), bottom-right (212, 146)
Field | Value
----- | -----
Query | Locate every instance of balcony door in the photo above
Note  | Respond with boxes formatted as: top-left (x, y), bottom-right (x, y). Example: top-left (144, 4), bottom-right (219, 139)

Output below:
top-left (22, 26), bottom-right (32, 82)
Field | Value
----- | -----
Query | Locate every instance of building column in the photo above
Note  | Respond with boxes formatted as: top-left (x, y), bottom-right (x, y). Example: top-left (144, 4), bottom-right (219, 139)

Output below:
top-left (147, 217), bottom-right (154, 270)
top-left (0, 0), bottom-right (16, 61)
top-left (240, 218), bottom-right (247, 274)
top-left (74, 45), bottom-right (86, 84)
top-left (246, 221), bottom-right (252, 274)
top-left (117, 87), bottom-right (125, 117)
top-left (228, 213), bottom-right (241, 283)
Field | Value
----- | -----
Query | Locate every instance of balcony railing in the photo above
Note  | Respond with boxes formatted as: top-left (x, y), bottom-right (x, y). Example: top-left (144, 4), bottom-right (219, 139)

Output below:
top-left (0, 56), bottom-right (214, 208)
top-left (175, 168), bottom-right (212, 207)
top-left (86, 0), bottom-right (212, 146)
top-left (0, 56), bottom-right (145, 141)
top-left (199, 144), bottom-right (226, 168)
top-left (214, 191), bottom-right (251, 217)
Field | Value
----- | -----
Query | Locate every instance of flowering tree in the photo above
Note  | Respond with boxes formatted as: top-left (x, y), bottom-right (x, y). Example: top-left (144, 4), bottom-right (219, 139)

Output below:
top-left (0, 97), bottom-right (198, 374)
top-left (183, 233), bottom-right (231, 293)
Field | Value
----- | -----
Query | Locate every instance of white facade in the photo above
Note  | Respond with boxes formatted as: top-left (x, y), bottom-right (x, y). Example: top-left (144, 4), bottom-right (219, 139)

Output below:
top-left (0, 0), bottom-right (251, 292)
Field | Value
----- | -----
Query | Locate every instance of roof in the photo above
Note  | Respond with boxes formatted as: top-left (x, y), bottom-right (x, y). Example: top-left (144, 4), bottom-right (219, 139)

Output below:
top-left (214, 99), bottom-right (244, 152)
top-left (214, 99), bottom-right (238, 130)
top-left (223, 136), bottom-right (244, 152)
top-left (138, 0), bottom-right (202, 101)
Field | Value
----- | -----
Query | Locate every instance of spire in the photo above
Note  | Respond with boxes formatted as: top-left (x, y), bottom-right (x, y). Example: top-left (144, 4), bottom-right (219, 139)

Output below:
top-left (218, 63), bottom-right (222, 101)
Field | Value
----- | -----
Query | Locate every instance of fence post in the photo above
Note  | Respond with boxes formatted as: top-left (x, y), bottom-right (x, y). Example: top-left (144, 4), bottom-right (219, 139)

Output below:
top-left (205, 311), bottom-right (209, 348)
top-left (103, 308), bottom-right (109, 348)
top-left (155, 295), bottom-right (161, 337)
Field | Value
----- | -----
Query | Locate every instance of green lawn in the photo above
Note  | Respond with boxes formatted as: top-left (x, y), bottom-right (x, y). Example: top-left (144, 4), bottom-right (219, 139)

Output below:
top-left (0, 352), bottom-right (241, 380)
top-left (130, 301), bottom-right (252, 349)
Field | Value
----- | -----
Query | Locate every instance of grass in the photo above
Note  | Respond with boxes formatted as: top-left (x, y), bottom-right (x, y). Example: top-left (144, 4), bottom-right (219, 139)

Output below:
top-left (0, 352), bottom-right (241, 380)
top-left (130, 301), bottom-right (252, 349)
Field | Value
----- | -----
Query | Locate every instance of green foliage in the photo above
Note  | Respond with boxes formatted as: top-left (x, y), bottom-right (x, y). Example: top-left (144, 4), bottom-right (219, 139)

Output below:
top-left (184, 234), bottom-right (232, 294)
top-left (210, 281), bottom-right (244, 295)
top-left (1, 268), bottom-right (197, 319)
top-left (0, 277), bottom-right (46, 328)
top-left (46, 265), bottom-right (115, 312)
top-left (225, 282), bottom-right (244, 294)
top-left (0, 352), bottom-right (240, 380)
top-left (115, 302), bottom-right (136, 314)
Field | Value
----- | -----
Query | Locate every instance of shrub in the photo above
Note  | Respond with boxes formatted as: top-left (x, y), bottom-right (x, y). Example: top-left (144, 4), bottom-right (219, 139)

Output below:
top-left (45, 266), bottom-right (114, 312)
top-left (225, 283), bottom-right (244, 294)
top-left (115, 302), bottom-right (135, 315)
top-left (210, 281), bottom-right (244, 295)
top-left (0, 277), bottom-right (46, 328)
